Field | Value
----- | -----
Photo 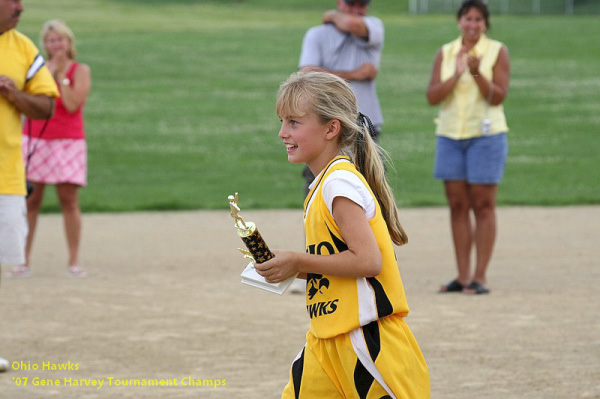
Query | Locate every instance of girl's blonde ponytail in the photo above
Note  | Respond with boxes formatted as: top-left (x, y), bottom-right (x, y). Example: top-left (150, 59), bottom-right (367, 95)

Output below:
top-left (354, 114), bottom-right (408, 246)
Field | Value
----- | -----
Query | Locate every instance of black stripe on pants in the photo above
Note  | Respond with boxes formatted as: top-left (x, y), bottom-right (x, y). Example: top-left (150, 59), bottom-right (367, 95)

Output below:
top-left (354, 320), bottom-right (382, 398)
top-left (292, 348), bottom-right (305, 399)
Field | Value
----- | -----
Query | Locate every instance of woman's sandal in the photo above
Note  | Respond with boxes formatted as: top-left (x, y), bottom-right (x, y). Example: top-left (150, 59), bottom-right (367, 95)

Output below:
top-left (7, 265), bottom-right (31, 278)
top-left (463, 281), bottom-right (490, 295)
top-left (439, 279), bottom-right (464, 293)
top-left (67, 266), bottom-right (88, 278)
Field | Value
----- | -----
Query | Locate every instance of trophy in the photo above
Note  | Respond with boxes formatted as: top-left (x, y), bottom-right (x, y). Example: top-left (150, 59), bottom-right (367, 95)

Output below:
top-left (228, 193), bottom-right (296, 295)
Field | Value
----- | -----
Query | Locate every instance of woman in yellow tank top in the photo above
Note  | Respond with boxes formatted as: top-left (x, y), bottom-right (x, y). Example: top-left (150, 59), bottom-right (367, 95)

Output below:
top-left (426, 0), bottom-right (511, 295)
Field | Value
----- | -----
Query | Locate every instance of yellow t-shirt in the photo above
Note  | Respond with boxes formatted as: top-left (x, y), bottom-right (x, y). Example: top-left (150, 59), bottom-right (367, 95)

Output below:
top-left (435, 34), bottom-right (509, 140)
top-left (303, 156), bottom-right (409, 339)
top-left (0, 29), bottom-right (59, 195)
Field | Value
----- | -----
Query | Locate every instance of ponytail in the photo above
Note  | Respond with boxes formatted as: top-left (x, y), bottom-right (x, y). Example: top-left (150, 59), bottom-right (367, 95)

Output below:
top-left (353, 114), bottom-right (408, 246)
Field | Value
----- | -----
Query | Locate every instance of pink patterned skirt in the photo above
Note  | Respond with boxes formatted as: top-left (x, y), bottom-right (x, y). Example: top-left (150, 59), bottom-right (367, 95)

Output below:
top-left (22, 137), bottom-right (87, 186)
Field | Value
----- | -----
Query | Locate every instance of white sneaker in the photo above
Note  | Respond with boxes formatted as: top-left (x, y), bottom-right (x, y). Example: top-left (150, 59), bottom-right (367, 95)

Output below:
top-left (0, 357), bottom-right (9, 372)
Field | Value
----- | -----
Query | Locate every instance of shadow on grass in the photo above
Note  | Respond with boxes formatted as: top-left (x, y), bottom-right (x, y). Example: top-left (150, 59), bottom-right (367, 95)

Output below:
top-left (102, 0), bottom-right (287, 4)
top-left (101, 0), bottom-right (330, 11)
top-left (107, 0), bottom-right (244, 3)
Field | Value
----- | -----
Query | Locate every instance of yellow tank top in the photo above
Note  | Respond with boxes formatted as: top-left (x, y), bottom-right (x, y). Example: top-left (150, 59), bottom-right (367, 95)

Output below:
top-left (436, 34), bottom-right (509, 140)
top-left (303, 156), bottom-right (409, 339)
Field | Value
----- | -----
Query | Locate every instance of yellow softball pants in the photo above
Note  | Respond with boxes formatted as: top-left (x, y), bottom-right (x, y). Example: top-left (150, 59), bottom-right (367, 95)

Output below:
top-left (282, 313), bottom-right (430, 399)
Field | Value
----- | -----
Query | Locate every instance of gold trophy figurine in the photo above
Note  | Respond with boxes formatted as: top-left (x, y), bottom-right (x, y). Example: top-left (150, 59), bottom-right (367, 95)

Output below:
top-left (228, 193), bottom-right (274, 264)
top-left (228, 193), bottom-right (296, 295)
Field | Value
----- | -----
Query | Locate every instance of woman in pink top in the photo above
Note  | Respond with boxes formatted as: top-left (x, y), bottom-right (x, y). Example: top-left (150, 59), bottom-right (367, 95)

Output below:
top-left (11, 20), bottom-right (91, 278)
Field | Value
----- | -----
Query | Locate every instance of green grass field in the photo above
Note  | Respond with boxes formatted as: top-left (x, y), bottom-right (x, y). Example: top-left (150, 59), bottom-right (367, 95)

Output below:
top-left (19, 0), bottom-right (600, 211)
top-left (412, 0), bottom-right (600, 15)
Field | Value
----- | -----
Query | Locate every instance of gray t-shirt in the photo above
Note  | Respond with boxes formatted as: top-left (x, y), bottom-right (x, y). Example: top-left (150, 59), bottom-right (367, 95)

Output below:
top-left (299, 16), bottom-right (384, 126)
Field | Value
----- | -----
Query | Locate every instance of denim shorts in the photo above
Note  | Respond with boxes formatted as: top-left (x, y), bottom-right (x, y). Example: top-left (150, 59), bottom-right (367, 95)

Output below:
top-left (433, 133), bottom-right (508, 184)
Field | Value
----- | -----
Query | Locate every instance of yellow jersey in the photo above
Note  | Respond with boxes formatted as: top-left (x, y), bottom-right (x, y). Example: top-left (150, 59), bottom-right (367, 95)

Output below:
top-left (303, 156), bottom-right (409, 339)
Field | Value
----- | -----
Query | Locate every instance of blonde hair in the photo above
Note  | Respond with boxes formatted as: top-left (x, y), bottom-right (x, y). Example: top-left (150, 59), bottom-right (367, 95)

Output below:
top-left (40, 20), bottom-right (76, 59)
top-left (276, 71), bottom-right (408, 245)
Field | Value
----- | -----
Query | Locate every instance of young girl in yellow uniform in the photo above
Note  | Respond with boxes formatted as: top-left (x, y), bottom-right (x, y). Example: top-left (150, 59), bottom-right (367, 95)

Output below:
top-left (255, 71), bottom-right (430, 399)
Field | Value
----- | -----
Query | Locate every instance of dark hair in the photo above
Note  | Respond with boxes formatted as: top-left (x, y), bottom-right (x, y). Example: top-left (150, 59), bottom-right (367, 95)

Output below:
top-left (457, 0), bottom-right (490, 29)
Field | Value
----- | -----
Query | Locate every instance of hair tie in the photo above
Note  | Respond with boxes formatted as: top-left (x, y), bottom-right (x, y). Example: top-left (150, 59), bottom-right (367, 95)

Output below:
top-left (356, 113), bottom-right (371, 174)
top-left (358, 112), bottom-right (377, 139)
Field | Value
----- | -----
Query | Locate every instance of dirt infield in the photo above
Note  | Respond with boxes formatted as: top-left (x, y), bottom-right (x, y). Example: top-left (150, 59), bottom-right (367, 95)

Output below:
top-left (1, 206), bottom-right (598, 398)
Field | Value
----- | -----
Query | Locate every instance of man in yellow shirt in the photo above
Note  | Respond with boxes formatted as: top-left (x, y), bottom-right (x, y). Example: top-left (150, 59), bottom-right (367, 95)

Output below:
top-left (0, 0), bottom-right (58, 371)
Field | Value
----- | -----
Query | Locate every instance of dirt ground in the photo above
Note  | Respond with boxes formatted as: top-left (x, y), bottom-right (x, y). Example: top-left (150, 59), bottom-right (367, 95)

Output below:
top-left (1, 206), bottom-right (598, 399)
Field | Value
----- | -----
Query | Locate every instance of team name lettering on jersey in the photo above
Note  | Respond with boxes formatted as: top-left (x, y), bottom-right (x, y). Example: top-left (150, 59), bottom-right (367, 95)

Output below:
top-left (307, 299), bottom-right (339, 318)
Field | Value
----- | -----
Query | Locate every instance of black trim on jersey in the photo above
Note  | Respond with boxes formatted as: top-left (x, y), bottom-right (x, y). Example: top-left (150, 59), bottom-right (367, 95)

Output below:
top-left (304, 156), bottom-right (350, 213)
top-left (291, 348), bottom-right (305, 399)
top-left (367, 277), bottom-right (393, 318)
top-left (327, 226), bottom-right (348, 253)
top-left (26, 54), bottom-right (45, 83)
top-left (353, 359), bottom-right (374, 399)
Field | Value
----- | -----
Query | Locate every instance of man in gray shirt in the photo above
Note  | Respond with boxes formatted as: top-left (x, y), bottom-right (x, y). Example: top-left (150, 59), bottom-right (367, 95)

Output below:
top-left (298, 0), bottom-right (384, 194)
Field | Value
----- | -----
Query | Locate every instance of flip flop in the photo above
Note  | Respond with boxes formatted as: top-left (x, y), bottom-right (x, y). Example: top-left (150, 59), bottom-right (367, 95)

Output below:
top-left (463, 281), bottom-right (490, 295)
top-left (7, 265), bottom-right (31, 278)
top-left (67, 266), bottom-right (88, 278)
top-left (439, 279), bottom-right (464, 293)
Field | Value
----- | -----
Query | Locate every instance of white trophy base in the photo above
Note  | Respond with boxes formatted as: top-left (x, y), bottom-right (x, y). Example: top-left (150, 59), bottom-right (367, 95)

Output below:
top-left (241, 262), bottom-right (297, 295)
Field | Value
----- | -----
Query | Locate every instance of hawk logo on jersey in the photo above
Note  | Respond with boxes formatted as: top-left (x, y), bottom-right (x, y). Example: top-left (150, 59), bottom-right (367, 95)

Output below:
top-left (307, 274), bottom-right (329, 300)
top-left (306, 275), bottom-right (339, 318)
